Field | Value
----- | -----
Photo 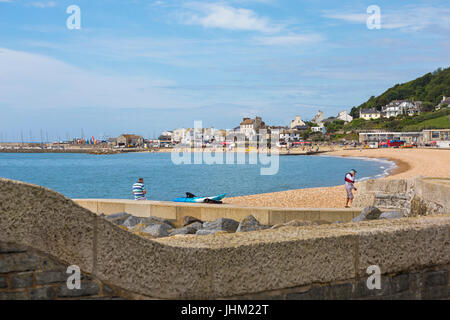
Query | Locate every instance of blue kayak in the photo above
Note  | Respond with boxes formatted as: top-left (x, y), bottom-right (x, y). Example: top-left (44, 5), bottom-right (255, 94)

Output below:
top-left (173, 193), bottom-right (227, 203)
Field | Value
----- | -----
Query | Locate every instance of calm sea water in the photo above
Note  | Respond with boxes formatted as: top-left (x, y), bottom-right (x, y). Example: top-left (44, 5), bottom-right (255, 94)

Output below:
top-left (0, 152), bottom-right (395, 201)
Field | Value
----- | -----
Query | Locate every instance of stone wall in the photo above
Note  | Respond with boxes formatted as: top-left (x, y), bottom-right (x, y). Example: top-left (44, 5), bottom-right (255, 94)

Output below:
top-left (0, 241), bottom-right (130, 300)
top-left (353, 177), bottom-right (450, 216)
top-left (226, 265), bottom-right (449, 300)
top-left (73, 199), bottom-right (361, 227)
top-left (1, 178), bottom-right (449, 300)
top-left (1, 239), bottom-right (448, 300)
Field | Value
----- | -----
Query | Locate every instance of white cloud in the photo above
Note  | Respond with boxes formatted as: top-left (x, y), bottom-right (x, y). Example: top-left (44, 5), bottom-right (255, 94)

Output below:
top-left (179, 2), bottom-right (282, 33)
top-left (256, 33), bottom-right (324, 46)
top-left (323, 13), bottom-right (366, 24)
top-left (0, 48), bottom-right (185, 110)
top-left (29, 1), bottom-right (57, 8)
top-left (323, 6), bottom-right (450, 31)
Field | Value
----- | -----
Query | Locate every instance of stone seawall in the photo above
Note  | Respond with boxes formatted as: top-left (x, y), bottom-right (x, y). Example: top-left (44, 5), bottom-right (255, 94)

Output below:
top-left (0, 241), bottom-right (132, 300)
top-left (353, 177), bottom-right (450, 216)
top-left (226, 264), bottom-right (450, 300)
top-left (1, 238), bottom-right (448, 300)
top-left (73, 199), bottom-right (362, 227)
top-left (0, 178), bottom-right (449, 299)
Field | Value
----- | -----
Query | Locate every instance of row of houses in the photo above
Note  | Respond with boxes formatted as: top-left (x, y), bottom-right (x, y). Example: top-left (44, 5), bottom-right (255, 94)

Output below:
top-left (162, 109), bottom-right (354, 146)
top-left (108, 109), bottom-right (356, 148)
top-left (360, 96), bottom-right (450, 120)
top-left (360, 100), bottom-right (423, 120)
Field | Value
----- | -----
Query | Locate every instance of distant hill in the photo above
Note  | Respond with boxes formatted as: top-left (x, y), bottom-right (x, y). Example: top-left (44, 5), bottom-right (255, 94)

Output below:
top-left (350, 67), bottom-right (450, 118)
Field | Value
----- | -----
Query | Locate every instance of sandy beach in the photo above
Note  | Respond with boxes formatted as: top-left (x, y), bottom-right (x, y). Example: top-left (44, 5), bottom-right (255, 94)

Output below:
top-left (225, 148), bottom-right (450, 208)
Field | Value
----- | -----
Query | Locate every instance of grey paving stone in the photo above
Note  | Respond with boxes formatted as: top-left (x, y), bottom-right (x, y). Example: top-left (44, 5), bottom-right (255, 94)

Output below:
top-left (36, 270), bottom-right (68, 285)
top-left (57, 281), bottom-right (99, 298)
top-left (424, 270), bottom-right (448, 287)
top-left (0, 253), bottom-right (39, 273)
top-left (10, 272), bottom-right (34, 289)
top-left (29, 287), bottom-right (57, 300)
top-left (391, 274), bottom-right (409, 293)
top-left (0, 291), bottom-right (28, 300)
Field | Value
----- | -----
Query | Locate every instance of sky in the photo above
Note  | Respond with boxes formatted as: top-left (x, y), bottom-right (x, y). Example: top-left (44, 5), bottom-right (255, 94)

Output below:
top-left (0, 0), bottom-right (449, 141)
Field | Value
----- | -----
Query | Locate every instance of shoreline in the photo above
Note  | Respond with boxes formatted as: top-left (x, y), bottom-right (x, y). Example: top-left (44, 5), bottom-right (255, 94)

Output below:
top-left (226, 153), bottom-right (399, 201)
top-left (225, 148), bottom-right (450, 208)
top-left (316, 153), bottom-right (410, 179)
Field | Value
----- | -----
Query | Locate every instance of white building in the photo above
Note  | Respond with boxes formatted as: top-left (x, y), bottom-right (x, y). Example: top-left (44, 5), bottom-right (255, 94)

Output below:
top-left (172, 128), bottom-right (187, 144)
top-left (239, 117), bottom-right (266, 139)
top-left (312, 110), bottom-right (325, 125)
top-left (358, 131), bottom-right (422, 144)
top-left (436, 96), bottom-right (450, 110)
top-left (381, 100), bottom-right (421, 118)
top-left (178, 127), bottom-right (226, 146)
top-left (360, 108), bottom-right (381, 120)
top-left (290, 116), bottom-right (306, 129)
top-left (336, 110), bottom-right (353, 123)
top-left (311, 124), bottom-right (326, 134)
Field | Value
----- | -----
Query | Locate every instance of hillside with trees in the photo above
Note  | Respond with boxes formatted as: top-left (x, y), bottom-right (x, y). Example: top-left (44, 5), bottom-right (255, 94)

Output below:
top-left (298, 67), bottom-right (450, 141)
top-left (349, 67), bottom-right (450, 118)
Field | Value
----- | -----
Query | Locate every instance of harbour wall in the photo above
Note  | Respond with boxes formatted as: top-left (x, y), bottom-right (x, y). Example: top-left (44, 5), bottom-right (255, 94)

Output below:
top-left (0, 178), bottom-right (449, 299)
top-left (353, 177), bottom-right (450, 216)
top-left (73, 199), bottom-right (362, 227)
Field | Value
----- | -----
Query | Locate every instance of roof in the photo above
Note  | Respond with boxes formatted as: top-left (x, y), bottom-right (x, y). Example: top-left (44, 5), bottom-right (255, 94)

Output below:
top-left (119, 134), bottom-right (142, 139)
top-left (360, 108), bottom-right (379, 114)
top-left (389, 99), bottom-right (408, 104)
top-left (240, 118), bottom-right (254, 125)
top-left (292, 125), bottom-right (309, 130)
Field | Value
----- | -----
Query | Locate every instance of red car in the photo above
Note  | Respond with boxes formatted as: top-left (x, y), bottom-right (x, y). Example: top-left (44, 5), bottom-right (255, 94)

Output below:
top-left (387, 140), bottom-right (405, 147)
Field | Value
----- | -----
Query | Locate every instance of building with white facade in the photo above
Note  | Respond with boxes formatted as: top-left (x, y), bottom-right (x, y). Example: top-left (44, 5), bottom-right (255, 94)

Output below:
top-left (311, 125), bottom-right (326, 134)
top-left (336, 110), bottom-right (353, 123)
top-left (360, 108), bottom-right (381, 120)
top-left (435, 96), bottom-right (450, 110)
top-left (312, 110), bottom-right (325, 124)
top-left (239, 117), bottom-right (266, 139)
top-left (359, 129), bottom-right (450, 147)
top-left (290, 116), bottom-right (306, 129)
top-left (358, 131), bottom-right (422, 144)
top-left (172, 128), bottom-right (187, 144)
top-left (381, 100), bottom-right (421, 118)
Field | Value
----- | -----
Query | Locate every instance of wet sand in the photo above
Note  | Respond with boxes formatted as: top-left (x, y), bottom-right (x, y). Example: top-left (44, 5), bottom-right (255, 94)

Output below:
top-left (225, 148), bottom-right (450, 208)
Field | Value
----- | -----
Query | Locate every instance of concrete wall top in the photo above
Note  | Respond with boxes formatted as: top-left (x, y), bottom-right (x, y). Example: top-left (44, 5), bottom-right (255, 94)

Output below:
top-left (415, 178), bottom-right (450, 210)
top-left (1, 178), bottom-right (449, 299)
top-left (73, 198), bottom-right (363, 226)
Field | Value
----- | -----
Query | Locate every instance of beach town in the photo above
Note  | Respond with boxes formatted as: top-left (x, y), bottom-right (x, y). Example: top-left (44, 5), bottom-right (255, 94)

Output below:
top-left (1, 1), bottom-right (449, 304)
top-left (1, 98), bottom-right (449, 153)
top-left (1, 95), bottom-right (449, 209)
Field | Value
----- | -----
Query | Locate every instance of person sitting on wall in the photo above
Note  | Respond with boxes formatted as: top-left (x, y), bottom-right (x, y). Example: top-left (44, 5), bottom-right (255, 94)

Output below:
top-left (345, 169), bottom-right (357, 208)
top-left (132, 177), bottom-right (147, 200)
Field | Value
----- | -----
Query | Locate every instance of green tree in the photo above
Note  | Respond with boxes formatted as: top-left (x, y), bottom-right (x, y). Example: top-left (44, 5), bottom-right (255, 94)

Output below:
top-left (421, 102), bottom-right (434, 112)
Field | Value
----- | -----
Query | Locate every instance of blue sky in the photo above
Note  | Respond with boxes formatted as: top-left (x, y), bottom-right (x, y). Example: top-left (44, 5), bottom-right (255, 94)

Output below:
top-left (0, 0), bottom-right (449, 141)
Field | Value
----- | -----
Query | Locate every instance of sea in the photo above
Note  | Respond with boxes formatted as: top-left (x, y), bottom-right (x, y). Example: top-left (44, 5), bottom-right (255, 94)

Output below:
top-left (0, 152), bottom-right (396, 201)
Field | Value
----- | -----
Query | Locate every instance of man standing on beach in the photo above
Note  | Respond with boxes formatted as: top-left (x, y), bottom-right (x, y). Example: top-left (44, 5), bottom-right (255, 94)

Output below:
top-left (345, 169), bottom-right (357, 208)
top-left (132, 178), bottom-right (147, 200)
